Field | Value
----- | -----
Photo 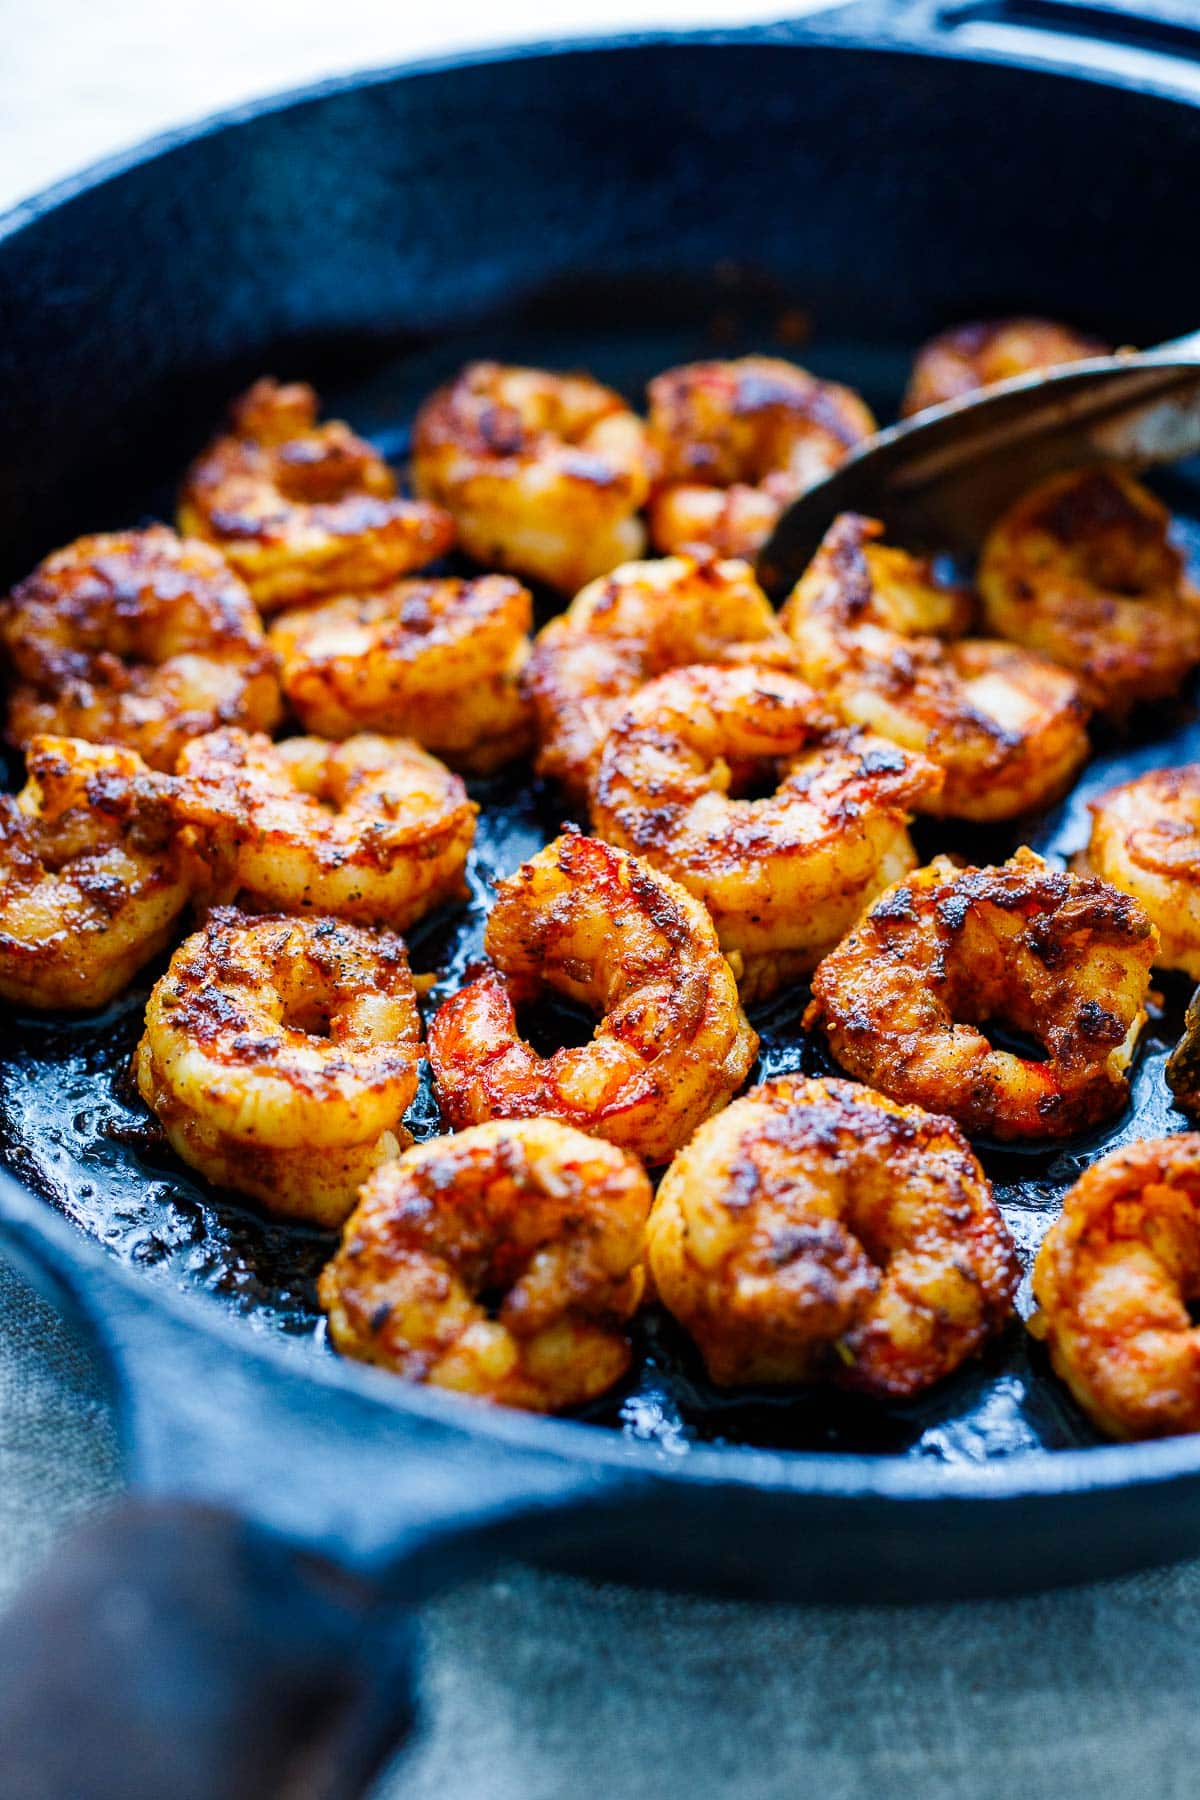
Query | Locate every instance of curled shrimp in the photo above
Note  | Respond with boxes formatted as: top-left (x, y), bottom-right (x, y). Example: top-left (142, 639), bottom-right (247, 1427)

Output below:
top-left (979, 466), bottom-right (1200, 715)
top-left (901, 317), bottom-right (1108, 417)
top-left (427, 832), bottom-right (758, 1166)
top-left (135, 909), bottom-right (422, 1225)
top-left (0, 735), bottom-right (189, 1011)
top-left (1079, 765), bottom-right (1200, 977)
top-left (781, 514), bottom-right (1090, 820)
top-left (319, 1118), bottom-right (652, 1411)
top-left (649, 1074), bottom-right (1018, 1393)
top-left (1030, 1135), bottom-right (1200, 1440)
top-left (591, 663), bottom-right (941, 1001)
top-left (646, 356), bottom-right (876, 559)
top-left (1, 527), bottom-right (281, 771)
top-left (269, 574), bottom-right (533, 772)
top-left (173, 728), bottom-right (475, 930)
top-left (524, 553), bottom-right (796, 803)
top-left (411, 362), bottom-right (653, 592)
top-left (807, 848), bottom-right (1157, 1141)
top-left (178, 379), bottom-right (454, 610)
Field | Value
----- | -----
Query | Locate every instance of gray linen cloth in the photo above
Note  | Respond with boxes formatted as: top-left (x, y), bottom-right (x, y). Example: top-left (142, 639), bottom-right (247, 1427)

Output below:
top-left (2, 1253), bottom-right (1196, 1800)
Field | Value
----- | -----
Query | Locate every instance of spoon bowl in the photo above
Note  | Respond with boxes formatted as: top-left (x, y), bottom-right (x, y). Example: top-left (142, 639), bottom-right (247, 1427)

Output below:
top-left (757, 336), bottom-right (1200, 593)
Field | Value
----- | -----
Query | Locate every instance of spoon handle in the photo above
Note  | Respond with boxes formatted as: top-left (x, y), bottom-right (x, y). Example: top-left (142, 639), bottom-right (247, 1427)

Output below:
top-left (1154, 328), bottom-right (1200, 360)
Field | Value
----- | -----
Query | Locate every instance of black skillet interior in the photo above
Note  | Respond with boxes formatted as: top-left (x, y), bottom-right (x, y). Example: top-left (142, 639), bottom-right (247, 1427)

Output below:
top-left (2, 13), bottom-right (1200, 1498)
top-left (5, 280), bottom-right (1200, 1469)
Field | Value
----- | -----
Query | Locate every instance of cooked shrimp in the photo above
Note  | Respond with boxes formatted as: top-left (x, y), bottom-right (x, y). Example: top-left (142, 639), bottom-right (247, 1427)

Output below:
top-left (782, 514), bottom-right (1090, 820)
top-left (319, 1118), bottom-right (651, 1410)
top-left (1, 527), bottom-right (281, 770)
top-left (649, 1074), bottom-right (1018, 1393)
top-left (411, 362), bottom-right (652, 592)
top-left (979, 466), bottom-right (1200, 715)
top-left (646, 356), bottom-right (876, 559)
top-left (178, 379), bottom-right (454, 610)
top-left (427, 832), bottom-right (757, 1166)
top-left (1079, 766), bottom-right (1200, 978)
top-left (524, 553), bottom-right (796, 802)
top-left (173, 728), bottom-right (475, 930)
top-left (135, 909), bottom-right (421, 1224)
top-left (901, 317), bottom-right (1108, 417)
top-left (0, 735), bottom-right (189, 1011)
top-left (1030, 1136), bottom-right (1200, 1440)
top-left (1168, 986), bottom-right (1200, 1118)
top-left (807, 848), bottom-right (1157, 1141)
top-left (591, 664), bottom-right (941, 1001)
top-left (268, 574), bottom-right (532, 771)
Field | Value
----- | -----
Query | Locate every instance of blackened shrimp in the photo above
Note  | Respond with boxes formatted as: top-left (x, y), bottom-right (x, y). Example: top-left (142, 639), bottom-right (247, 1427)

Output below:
top-left (590, 664), bottom-right (941, 1001)
top-left (646, 356), bottom-right (876, 559)
top-left (979, 466), bottom-right (1200, 715)
top-left (524, 553), bottom-right (795, 803)
top-left (411, 362), bottom-right (653, 592)
top-left (1031, 1136), bottom-right (1200, 1440)
top-left (172, 728), bottom-right (475, 930)
top-left (268, 574), bottom-right (532, 772)
top-left (649, 1075), bottom-right (1018, 1393)
top-left (319, 1119), bottom-right (652, 1411)
top-left (427, 832), bottom-right (757, 1166)
top-left (135, 909), bottom-right (422, 1225)
top-left (1079, 765), bottom-right (1200, 978)
top-left (0, 736), bottom-right (189, 1011)
top-left (807, 849), bottom-right (1157, 1141)
top-left (2, 527), bottom-right (281, 770)
top-left (178, 379), bottom-right (454, 610)
top-left (901, 317), bottom-right (1108, 417)
top-left (781, 514), bottom-right (1090, 821)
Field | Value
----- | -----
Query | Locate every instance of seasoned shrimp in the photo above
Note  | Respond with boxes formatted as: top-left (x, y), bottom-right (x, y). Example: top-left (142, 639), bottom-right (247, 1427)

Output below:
top-left (591, 664), bottom-right (941, 1001)
top-left (1079, 766), bottom-right (1200, 978)
top-left (646, 356), bottom-right (876, 559)
top-left (782, 514), bottom-right (1090, 820)
top-left (2, 527), bottom-right (281, 770)
top-left (319, 1119), bottom-right (652, 1411)
top-left (135, 909), bottom-right (421, 1224)
top-left (808, 848), bottom-right (1157, 1141)
top-left (1167, 985), bottom-right (1200, 1118)
top-left (269, 574), bottom-right (532, 771)
top-left (427, 832), bottom-right (758, 1166)
top-left (979, 466), bottom-right (1200, 715)
top-left (524, 553), bottom-right (796, 802)
top-left (0, 735), bottom-right (189, 1011)
top-left (178, 379), bottom-right (454, 610)
top-left (411, 362), bottom-right (653, 592)
top-left (649, 1075), bottom-right (1018, 1393)
top-left (1030, 1136), bottom-right (1200, 1440)
top-left (901, 317), bottom-right (1108, 417)
top-left (173, 728), bottom-right (475, 930)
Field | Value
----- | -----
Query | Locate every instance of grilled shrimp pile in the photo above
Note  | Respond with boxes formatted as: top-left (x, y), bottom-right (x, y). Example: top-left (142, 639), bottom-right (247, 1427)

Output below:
top-left (9, 315), bottom-right (1200, 1436)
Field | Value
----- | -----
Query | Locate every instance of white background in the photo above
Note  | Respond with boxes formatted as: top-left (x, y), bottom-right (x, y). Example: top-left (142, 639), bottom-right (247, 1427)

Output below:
top-left (0, 0), bottom-right (836, 212)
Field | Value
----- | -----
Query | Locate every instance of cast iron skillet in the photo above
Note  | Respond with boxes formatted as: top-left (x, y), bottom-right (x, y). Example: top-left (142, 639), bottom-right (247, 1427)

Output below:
top-left (5, 4), bottom-right (1200, 1794)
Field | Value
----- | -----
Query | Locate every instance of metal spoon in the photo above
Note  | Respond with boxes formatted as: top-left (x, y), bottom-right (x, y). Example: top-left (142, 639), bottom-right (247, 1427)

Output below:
top-left (755, 330), bottom-right (1200, 595)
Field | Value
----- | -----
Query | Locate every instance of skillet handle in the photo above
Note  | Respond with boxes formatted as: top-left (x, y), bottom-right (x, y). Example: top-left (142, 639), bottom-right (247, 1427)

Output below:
top-left (0, 1498), bottom-right (417, 1800)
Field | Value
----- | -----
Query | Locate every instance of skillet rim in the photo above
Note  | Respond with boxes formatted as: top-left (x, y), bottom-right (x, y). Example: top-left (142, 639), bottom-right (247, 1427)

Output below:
top-left (4, 12), bottom-right (1200, 241)
top-left (4, 21), bottom-right (1200, 1510)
